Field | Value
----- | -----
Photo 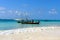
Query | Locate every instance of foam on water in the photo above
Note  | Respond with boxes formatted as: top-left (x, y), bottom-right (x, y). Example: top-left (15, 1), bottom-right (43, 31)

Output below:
top-left (0, 27), bottom-right (59, 35)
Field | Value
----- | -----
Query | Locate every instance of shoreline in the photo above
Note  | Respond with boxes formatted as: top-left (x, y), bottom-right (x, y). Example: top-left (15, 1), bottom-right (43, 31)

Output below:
top-left (0, 26), bottom-right (60, 40)
top-left (0, 26), bottom-right (60, 35)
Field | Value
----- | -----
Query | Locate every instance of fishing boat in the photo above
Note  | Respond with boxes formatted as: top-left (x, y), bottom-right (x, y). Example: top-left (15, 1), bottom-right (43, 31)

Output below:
top-left (17, 19), bottom-right (40, 24)
top-left (17, 12), bottom-right (40, 24)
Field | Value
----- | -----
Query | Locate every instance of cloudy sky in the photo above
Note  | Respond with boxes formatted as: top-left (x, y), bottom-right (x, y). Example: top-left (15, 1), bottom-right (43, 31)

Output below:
top-left (0, 0), bottom-right (60, 20)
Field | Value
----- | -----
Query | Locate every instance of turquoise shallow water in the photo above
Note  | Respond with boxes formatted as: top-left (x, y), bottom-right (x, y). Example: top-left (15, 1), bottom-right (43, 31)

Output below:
top-left (0, 19), bottom-right (60, 30)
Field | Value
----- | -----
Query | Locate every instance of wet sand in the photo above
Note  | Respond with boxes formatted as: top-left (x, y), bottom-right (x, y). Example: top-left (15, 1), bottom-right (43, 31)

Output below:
top-left (0, 27), bottom-right (60, 40)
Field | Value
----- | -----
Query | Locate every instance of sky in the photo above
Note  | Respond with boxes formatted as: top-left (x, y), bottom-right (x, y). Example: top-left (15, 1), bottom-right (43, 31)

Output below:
top-left (0, 0), bottom-right (60, 20)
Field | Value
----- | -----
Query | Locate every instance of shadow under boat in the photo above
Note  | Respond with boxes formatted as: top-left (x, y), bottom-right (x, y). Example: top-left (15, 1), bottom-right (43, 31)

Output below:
top-left (17, 19), bottom-right (40, 24)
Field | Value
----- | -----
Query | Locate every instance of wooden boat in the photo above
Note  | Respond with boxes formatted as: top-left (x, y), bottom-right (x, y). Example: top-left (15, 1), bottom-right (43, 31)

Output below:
top-left (17, 20), bottom-right (40, 24)
top-left (17, 12), bottom-right (40, 24)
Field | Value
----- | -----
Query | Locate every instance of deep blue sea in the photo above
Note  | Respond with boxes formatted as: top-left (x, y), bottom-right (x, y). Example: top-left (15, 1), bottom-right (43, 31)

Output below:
top-left (0, 19), bottom-right (60, 30)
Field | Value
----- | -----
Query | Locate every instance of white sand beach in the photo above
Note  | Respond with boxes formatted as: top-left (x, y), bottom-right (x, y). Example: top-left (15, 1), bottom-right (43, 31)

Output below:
top-left (0, 26), bottom-right (60, 40)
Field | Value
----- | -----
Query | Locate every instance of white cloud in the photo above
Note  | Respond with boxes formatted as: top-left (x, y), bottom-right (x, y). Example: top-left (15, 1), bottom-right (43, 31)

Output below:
top-left (8, 10), bottom-right (19, 14)
top-left (15, 10), bottom-right (21, 15)
top-left (15, 10), bottom-right (18, 13)
top-left (0, 7), bottom-right (6, 10)
top-left (49, 9), bottom-right (57, 14)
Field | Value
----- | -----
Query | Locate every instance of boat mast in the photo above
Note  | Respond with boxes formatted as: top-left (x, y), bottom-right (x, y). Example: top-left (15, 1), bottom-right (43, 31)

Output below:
top-left (23, 11), bottom-right (29, 20)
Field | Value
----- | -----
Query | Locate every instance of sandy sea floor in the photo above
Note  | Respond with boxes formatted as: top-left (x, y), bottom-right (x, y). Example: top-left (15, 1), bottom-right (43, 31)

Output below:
top-left (0, 27), bottom-right (60, 40)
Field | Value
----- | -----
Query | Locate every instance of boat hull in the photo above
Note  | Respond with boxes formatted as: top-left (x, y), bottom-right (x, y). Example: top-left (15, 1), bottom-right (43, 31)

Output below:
top-left (17, 20), bottom-right (40, 24)
top-left (21, 22), bottom-right (39, 24)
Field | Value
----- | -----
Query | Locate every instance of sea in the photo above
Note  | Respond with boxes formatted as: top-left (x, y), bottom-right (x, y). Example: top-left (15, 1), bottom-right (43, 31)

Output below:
top-left (0, 19), bottom-right (60, 30)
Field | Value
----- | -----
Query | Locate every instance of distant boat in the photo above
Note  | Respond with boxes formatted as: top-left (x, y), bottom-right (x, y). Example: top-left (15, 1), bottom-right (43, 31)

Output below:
top-left (17, 19), bottom-right (40, 24)
top-left (17, 12), bottom-right (40, 24)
